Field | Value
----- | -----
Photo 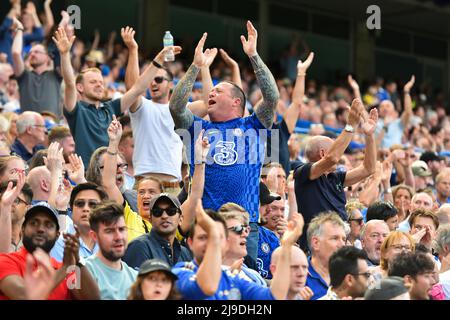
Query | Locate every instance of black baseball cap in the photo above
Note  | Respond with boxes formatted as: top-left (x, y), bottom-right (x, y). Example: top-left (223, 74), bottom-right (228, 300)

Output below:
top-left (420, 151), bottom-right (443, 163)
top-left (259, 182), bottom-right (281, 206)
top-left (149, 193), bottom-right (182, 211)
top-left (138, 259), bottom-right (178, 280)
top-left (23, 201), bottom-right (60, 231)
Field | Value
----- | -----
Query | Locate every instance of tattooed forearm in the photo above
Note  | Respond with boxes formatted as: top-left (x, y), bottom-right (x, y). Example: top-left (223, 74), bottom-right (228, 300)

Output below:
top-left (169, 64), bottom-right (199, 129)
top-left (249, 54), bottom-right (280, 128)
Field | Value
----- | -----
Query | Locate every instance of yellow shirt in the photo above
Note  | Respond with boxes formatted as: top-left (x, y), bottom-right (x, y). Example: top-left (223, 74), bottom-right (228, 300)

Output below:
top-left (123, 201), bottom-right (184, 243)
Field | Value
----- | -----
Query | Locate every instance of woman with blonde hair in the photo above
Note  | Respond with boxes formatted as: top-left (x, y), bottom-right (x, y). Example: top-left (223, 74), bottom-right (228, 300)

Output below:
top-left (2, 111), bottom-right (18, 145)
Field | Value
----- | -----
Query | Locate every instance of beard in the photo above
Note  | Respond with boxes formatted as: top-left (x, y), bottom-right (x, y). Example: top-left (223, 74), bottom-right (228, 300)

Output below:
top-left (100, 247), bottom-right (123, 262)
top-left (22, 233), bottom-right (57, 254)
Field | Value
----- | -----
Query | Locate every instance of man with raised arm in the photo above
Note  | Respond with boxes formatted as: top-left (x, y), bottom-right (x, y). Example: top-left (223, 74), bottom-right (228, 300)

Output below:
top-left (169, 21), bottom-right (280, 262)
top-left (53, 27), bottom-right (181, 167)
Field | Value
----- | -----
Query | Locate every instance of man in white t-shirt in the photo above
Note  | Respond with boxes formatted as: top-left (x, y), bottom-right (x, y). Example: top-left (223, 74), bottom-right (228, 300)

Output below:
top-left (121, 27), bottom-right (207, 195)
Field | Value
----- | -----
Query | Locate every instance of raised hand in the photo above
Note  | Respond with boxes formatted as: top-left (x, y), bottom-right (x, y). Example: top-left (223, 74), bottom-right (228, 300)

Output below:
top-left (12, 18), bottom-right (24, 31)
top-left (194, 129), bottom-right (210, 164)
top-left (195, 200), bottom-right (217, 235)
top-left (0, 170), bottom-right (25, 207)
top-left (204, 48), bottom-right (218, 68)
top-left (193, 33), bottom-right (216, 68)
top-left (276, 216), bottom-right (288, 238)
top-left (24, 248), bottom-right (56, 300)
top-left (281, 212), bottom-right (304, 246)
top-left (25, 1), bottom-right (37, 15)
top-left (266, 167), bottom-right (280, 193)
top-left (62, 227), bottom-right (81, 268)
top-left (404, 75), bottom-right (415, 92)
top-left (107, 115), bottom-right (123, 145)
top-left (347, 98), bottom-right (364, 128)
top-left (219, 49), bottom-right (238, 68)
top-left (52, 27), bottom-right (75, 54)
top-left (121, 26), bottom-right (138, 50)
top-left (361, 108), bottom-right (379, 136)
top-left (55, 178), bottom-right (72, 211)
top-left (240, 21), bottom-right (258, 57)
top-left (298, 286), bottom-right (314, 300)
top-left (297, 52), bottom-right (314, 74)
top-left (381, 158), bottom-right (393, 183)
top-left (44, 142), bottom-right (64, 173)
top-left (67, 154), bottom-right (86, 184)
top-left (154, 45), bottom-right (182, 65)
top-left (348, 75), bottom-right (360, 91)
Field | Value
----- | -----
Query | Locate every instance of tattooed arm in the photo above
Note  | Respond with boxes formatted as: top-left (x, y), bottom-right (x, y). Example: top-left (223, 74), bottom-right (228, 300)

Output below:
top-left (170, 32), bottom-right (216, 129)
top-left (241, 21), bottom-right (279, 128)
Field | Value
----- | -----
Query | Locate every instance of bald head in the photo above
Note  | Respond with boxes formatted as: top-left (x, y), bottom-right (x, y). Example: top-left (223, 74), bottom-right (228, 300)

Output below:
top-left (271, 245), bottom-right (307, 266)
top-left (305, 136), bottom-right (334, 162)
top-left (411, 192), bottom-right (434, 211)
top-left (26, 166), bottom-right (51, 200)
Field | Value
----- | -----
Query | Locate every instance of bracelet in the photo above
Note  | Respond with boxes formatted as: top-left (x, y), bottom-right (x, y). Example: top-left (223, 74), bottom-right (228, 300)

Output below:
top-left (297, 73), bottom-right (306, 77)
top-left (76, 261), bottom-right (84, 269)
top-left (16, 28), bottom-right (24, 32)
top-left (107, 150), bottom-right (118, 156)
top-left (57, 210), bottom-right (68, 216)
top-left (152, 60), bottom-right (163, 69)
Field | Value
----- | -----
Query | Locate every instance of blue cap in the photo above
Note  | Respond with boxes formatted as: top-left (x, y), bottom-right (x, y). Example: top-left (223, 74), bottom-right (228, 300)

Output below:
top-left (23, 202), bottom-right (60, 230)
top-left (45, 119), bottom-right (57, 132)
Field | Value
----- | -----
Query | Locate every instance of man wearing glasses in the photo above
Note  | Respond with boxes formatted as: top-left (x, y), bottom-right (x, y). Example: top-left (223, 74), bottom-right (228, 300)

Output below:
top-left (319, 246), bottom-right (370, 300)
top-left (50, 183), bottom-right (108, 262)
top-left (123, 193), bottom-right (191, 269)
top-left (10, 111), bottom-right (46, 161)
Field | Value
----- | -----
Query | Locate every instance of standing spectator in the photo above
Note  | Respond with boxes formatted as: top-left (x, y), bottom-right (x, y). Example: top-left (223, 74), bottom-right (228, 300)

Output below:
top-left (50, 183), bottom-right (108, 262)
top-left (128, 259), bottom-right (180, 300)
top-left (388, 251), bottom-right (436, 300)
top-left (305, 212), bottom-right (346, 300)
top-left (0, 1), bottom-right (21, 65)
top-left (398, 192), bottom-right (434, 232)
top-left (25, 166), bottom-right (51, 203)
top-left (53, 27), bottom-right (179, 167)
top-left (392, 184), bottom-right (414, 223)
top-left (123, 193), bottom-right (192, 269)
top-left (11, 18), bottom-right (60, 116)
top-left (366, 201), bottom-right (399, 231)
top-left (118, 130), bottom-right (135, 190)
top-left (84, 202), bottom-right (138, 300)
top-left (47, 126), bottom-right (76, 164)
top-left (270, 245), bottom-right (313, 300)
top-left (0, 202), bottom-right (99, 299)
top-left (345, 200), bottom-right (365, 248)
top-left (10, 111), bottom-right (46, 161)
top-left (294, 99), bottom-right (377, 249)
top-left (361, 220), bottom-right (390, 266)
top-left (420, 151), bottom-right (446, 180)
top-left (319, 246), bottom-right (370, 300)
top-left (169, 22), bottom-right (280, 263)
top-left (411, 160), bottom-right (433, 192)
top-left (409, 209), bottom-right (439, 252)
top-left (435, 170), bottom-right (450, 206)
top-left (436, 204), bottom-right (450, 225)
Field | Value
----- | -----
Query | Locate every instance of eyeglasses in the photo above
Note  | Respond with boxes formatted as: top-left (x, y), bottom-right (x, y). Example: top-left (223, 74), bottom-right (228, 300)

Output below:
top-left (151, 207), bottom-right (179, 217)
top-left (368, 233), bottom-right (389, 240)
top-left (390, 244), bottom-right (412, 251)
top-left (32, 124), bottom-right (47, 129)
top-left (348, 218), bottom-right (364, 225)
top-left (154, 76), bottom-right (171, 84)
top-left (100, 163), bottom-right (128, 171)
top-left (352, 272), bottom-right (372, 279)
top-left (74, 199), bottom-right (100, 209)
top-left (14, 197), bottom-right (29, 206)
top-left (228, 224), bottom-right (250, 235)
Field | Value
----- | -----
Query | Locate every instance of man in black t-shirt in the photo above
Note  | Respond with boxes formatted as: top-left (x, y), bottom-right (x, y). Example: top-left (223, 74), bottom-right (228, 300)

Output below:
top-left (294, 99), bottom-right (377, 249)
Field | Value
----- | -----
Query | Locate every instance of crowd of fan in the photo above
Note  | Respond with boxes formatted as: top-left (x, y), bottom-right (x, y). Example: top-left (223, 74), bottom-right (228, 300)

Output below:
top-left (0, 1), bottom-right (449, 301)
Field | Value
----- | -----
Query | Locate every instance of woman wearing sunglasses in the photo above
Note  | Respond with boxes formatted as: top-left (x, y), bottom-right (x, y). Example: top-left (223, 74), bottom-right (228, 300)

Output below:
top-left (217, 203), bottom-right (267, 287)
top-left (345, 200), bottom-right (365, 248)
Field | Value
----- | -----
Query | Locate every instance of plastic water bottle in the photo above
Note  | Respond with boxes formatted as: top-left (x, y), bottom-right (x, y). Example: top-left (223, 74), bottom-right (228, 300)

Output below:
top-left (163, 31), bottom-right (175, 62)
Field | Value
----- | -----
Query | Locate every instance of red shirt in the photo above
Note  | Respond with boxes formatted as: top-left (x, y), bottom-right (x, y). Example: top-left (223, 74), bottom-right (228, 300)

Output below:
top-left (0, 247), bottom-right (72, 300)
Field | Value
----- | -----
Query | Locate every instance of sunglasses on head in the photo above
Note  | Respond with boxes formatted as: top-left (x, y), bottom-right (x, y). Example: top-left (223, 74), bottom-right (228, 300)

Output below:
top-left (151, 207), bottom-right (179, 217)
top-left (228, 224), bottom-right (250, 235)
top-left (74, 199), bottom-right (100, 209)
top-left (154, 76), bottom-right (170, 84)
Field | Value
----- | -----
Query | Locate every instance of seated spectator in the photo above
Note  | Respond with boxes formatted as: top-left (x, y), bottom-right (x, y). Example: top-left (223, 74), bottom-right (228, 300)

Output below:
top-left (436, 204), bottom-right (450, 226)
top-left (10, 111), bottom-right (46, 162)
top-left (306, 212), bottom-right (346, 300)
top-left (409, 209), bottom-right (439, 252)
top-left (84, 202), bottom-right (138, 300)
top-left (435, 170), bottom-right (450, 206)
top-left (388, 251), bottom-right (436, 300)
top-left (366, 201), bottom-right (399, 231)
top-left (391, 184), bottom-right (414, 223)
top-left (128, 259), bottom-right (180, 300)
top-left (26, 166), bottom-right (51, 203)
top-left (0, 202), bottom-right (99, 299)
top-left (361, 219), bottom-right (390, 266)
top-left (47, 126), bottom-right (76, 164)
top-left (398, 192), bottom-right (434, 232)
top-left (364, 276), bottom-right (410, 300)
top-left (345, 200), bottom-right (365, 248)
top-left (118, 130), bottom-right (135, 191)
top-left (434, 225), bottom-right (450, 299)
top-left (319, 246), bottom-right (370, 300)
top-left (270, 245), bottom-right (313, 300)
top-left (0, 155), bottom-right (26, 184)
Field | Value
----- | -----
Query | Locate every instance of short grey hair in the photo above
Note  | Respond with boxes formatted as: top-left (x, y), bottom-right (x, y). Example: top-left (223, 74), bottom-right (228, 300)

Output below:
top-left (437, 204), bottom-right (450, 225)
top-left (307, 211), bottom-right (345, 251)
top-left (434, 225), bottom-right (450, 255)
top-left (16, 111), bottom-right (38, 135)
top-left (360, 219), bottom-right (387, 239)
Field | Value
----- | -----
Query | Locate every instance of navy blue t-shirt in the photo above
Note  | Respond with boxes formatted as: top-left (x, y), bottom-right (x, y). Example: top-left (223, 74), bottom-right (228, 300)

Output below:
top-left (294, 163), bottom-right (347, 224)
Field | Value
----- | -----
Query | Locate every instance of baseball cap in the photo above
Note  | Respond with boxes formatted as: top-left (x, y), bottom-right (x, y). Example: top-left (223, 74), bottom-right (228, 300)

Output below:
top-left (411, 160), bottom-right (432, 177)
top-left (259, 182), bottom-right (281, 206)
top-left (364, 276), bottom-right (409, 300)
top-left (23, 201), bottom-right (60, 230)
top-left (149, 193), bottom-right (181, 211)
top-left (138, 259), bottom-right (178, 280)
top-left (420, 151), bottom-right (443, 163)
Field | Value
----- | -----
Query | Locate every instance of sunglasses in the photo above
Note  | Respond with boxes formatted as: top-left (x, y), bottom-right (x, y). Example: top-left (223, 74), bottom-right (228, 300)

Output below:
top-left (151, 207), bottom-right (179, 217)
top-left (227, 224), bottom-right (250, 235)
top-left (74, 199), bottom-right (100, 209)
top-left (348, 218), bottom-right (364, 225)
top-left (154, 76), bottom-right (171, 84)
top-left (100, 163), bottom-right (128, 171)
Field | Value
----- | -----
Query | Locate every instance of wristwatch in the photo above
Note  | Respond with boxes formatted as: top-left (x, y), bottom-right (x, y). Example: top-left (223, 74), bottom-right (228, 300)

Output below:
top-left (344, 124), bottom-right (354, 133)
